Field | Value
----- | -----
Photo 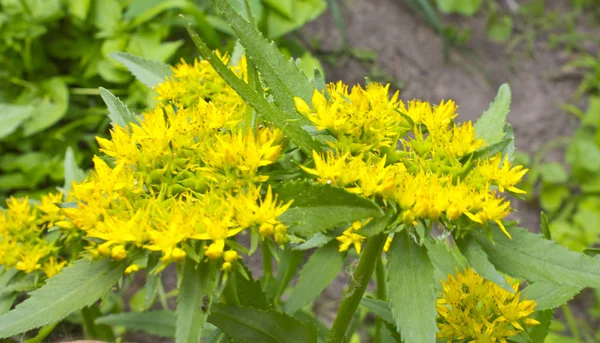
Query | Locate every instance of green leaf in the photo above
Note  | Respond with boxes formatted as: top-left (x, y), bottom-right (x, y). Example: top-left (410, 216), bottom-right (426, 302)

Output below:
top-left (235, 266), bottom-right (270, 310)
top-left (423, 238), bottom-right (467, 278)
top-left (520, 281), bottom-right (581, 311)
top-left (0, 103), bottom-right (34, 139)
top-left (111, 52), bottom-right (172, 88)
top-left (275, 249), bottom-right (304, 301)
top-left (486, 15), bottom-right (513, 42)
top-left (99, 87), bottom-right (140, 129)
top-left (539, 163), bottom-right (568, 184)
top-left (474, 226), bottom-right (600, 289)
top-left (275, 181), bottom-right (383, 236)
top-left (215, 0), bottom-right (315, 113)
top-left (386, 231), bottom-right (437, 342)
top-left (182, 20), bottom-right (322, 154)
top-left (209, 303), bottom-right (317, 343)
top-left (359, 297), bottom-right (394, 325)
top-left (81, 305), bottom-right (115, 341)
top-left (474, 84), bottom-right (511, 145)
top-left (459, 138), bottom-right (511, 164)
top-left (459, 238), bottom-right (514, 292)
top-left (264, 0), bottom-right (326, 39)
top-left (96, 311), bottom-right (176, 337)
top-left (539, 184), bottom-right (569, 212)
top-left (0, 259), bottom-right (125, 338)
top-left (435, 0), bottom-right (483, 15)
top-left (529, 309), bottom-right (554, 343)
top-left (176, 259), bottom-right (218, 343)
top-left (284, 241), bottom-right (345, 314)
top-left (63, 147), bottom-right (86, 192)
top-left (356, 212), bottom-right (394, 237)
top-left (540, 212), bottom-right (551, 240)
top-left (23, 78), bottom-right (69, 136)
top-left (66, 0), bottom-right (91, 21)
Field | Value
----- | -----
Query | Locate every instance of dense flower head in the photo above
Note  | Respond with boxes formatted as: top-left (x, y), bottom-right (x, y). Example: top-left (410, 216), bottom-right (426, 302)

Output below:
top-left (436, 268), bottom-right (539, 343)
top-left (60, 55), bottom-right (291, 269)
top-left (296, 83), bottom-right (528, 242)
top-left (0, 193), bottom-right (68, 277)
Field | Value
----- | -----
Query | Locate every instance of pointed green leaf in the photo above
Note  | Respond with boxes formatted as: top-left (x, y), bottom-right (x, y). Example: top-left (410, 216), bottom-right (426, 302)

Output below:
top-left (99, 87), bottom-right (139, 129)
top-left (540, 212), bottom-right (551, 240)
top-left (424, 238), bottom-right (467, 278)
top-left (359, 297), bottom-right (394, 325)
top-left (275, 249), bottom-right (304, 301)
top-left (182, 21), bottom-right (322, 154)
top-left (209, 303), bottom-right (317, 343)
top-left (0, 103), bottom-right (35, 139)
top-left (111, 52), bottom-right (172, 88)
top-left (216, 0), bottom-right (315, 112)
top-left (459, 238), bottom-right (514, 292)
top-left (356, 212), bottom-right (394, 237)
top-left (285, 241), bottom-right (345, 314)
top-left (64, 147), bottom-right (86, 192)
top-left (520, 281), bottom-right (581, 311)
top-left (474, 226), bottom-right (600, 289)
top-left (176, 259), bottom-right (218, 343)
top-left (386, 231), bottom-right (437, 342)
top-left (81, 305), bottom-right (114, 341)
top-left (459, 138), bottom-right (511, 164)
top-left (529, 309), bottom-right (554, 343)
top-left (474, 84), bottom-right (511, 145)
top-left (0, 259), bottom-right (125, 338)
top-left (235, 266), bottom-right (270, 310)
top-left (275, 181), bottom-right (383, 236)
top-left (96, 311), bottom-right (176, 337)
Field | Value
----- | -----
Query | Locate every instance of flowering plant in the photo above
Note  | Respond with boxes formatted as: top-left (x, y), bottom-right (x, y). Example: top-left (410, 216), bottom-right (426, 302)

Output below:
top-left (0, 1), bottom-right (599, 342)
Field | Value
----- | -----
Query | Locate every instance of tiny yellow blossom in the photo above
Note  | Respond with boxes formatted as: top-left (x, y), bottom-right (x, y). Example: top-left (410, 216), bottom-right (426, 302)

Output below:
top-left (436, 268), bottom-right (539, 343)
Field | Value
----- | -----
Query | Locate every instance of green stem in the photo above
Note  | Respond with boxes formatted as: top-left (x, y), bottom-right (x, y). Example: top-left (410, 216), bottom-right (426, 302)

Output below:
top-left (373, 255), bottom-right (387, 343)
top-left (262, 242), bottom-right (273, 279)
top-left (562, 303), bottom-right (581, 340)
top-left (326, 234), bottom-right (387, 343)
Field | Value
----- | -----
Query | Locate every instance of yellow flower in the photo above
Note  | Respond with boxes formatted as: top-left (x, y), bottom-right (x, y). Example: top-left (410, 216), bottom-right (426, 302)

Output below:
top-left (295, 82), bottom-right (410, 153)
top-left (436, 268), bottom-right (539, 343)
top-left (336, 219), bottom-right (370, 254)
top-left (43, 257), bottom-right (67, 278)
top-left (465, 194), bottom-right (512, 238)
top-left (474, 154), bottom-right (529, 194)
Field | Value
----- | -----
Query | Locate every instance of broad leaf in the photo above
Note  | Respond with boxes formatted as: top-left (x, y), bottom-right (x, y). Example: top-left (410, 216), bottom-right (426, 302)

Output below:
top-left (0, 103), bottom-right (34, 139)
top-left (0, 259), bottom-right (125, 338)
top-left (458, 238), bottom-right (514, 292)
top-left (520, 281), bottom-right (581, 311)
top-left (176, 259), bottom-right (218, 343)
top-left (474, 84), bottom-right (511, 145)
top-left (386, 231), bottom-right (437, 343)
top-left (183, 21), bottom-right (322, 154)
top-left (284, 241), bottom-right (345, 314)
top-left (209, 303), bottom-right (317, 343)
top-left (359, 297), bottom-right (394, 325)
top-left (474, 226), bottom-right (600, 289)
top-left (216, 0), bottom-right (315, 113)
top-left (24, 78), bottom-right (69, 136)
top-left (81, 305), bottom-right (114, 341)
top-left (357, 212), bottom-right (394, 237)
top-left (99, 88), bottom-right (139, 129)
top-left (96, 311), bottom-right (176, 337)
top-left (111, 52), bottom-right (172, 88)
top-left (275, 181), bottom-right (383, 236)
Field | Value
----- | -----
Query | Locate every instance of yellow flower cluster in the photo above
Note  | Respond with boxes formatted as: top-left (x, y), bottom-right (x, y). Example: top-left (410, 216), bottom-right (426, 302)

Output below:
top-left (296, 83), bottom-right (528, 240)
top-left (61, 55), bottom-right (291, 269)
top-left (0, 194), bottom-right (67, 277)
top-left (436, 268), bottom-right (539, 343)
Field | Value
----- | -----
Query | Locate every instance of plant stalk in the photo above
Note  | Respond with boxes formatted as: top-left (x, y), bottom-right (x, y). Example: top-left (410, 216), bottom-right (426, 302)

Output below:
top-left (373, 255), bottom-right (387, 343)
top-left (326, 234), bottom-right (387, 343)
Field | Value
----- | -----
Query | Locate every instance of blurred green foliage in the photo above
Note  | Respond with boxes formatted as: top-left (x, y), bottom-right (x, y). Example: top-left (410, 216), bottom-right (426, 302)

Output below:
top-left (0, 0), bottom-right (326, 201)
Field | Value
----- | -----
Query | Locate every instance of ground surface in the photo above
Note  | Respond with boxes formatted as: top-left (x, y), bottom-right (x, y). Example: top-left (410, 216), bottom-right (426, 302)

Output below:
top-left (128, 0), bottom-right (597, 341)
